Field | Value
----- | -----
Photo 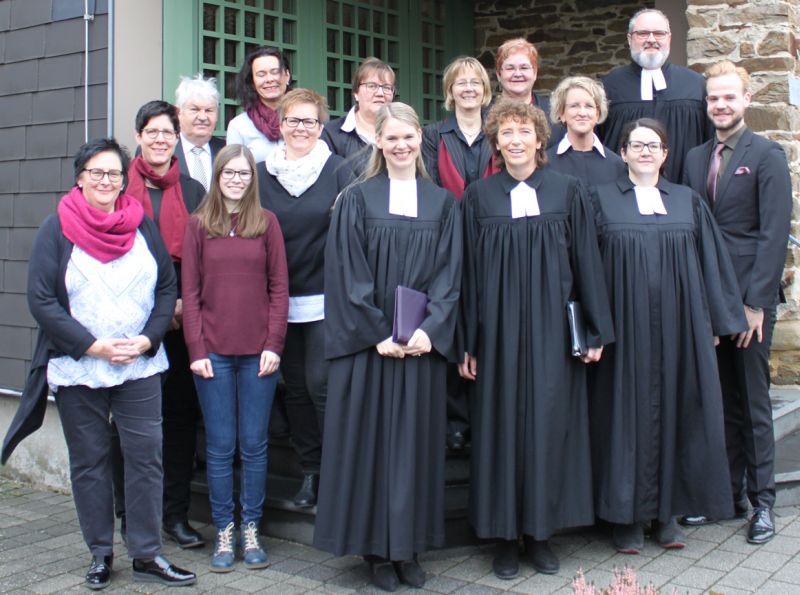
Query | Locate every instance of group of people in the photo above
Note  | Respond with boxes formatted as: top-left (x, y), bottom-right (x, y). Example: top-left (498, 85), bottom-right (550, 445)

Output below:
top-left (1, 7), bottom-right (792, 593)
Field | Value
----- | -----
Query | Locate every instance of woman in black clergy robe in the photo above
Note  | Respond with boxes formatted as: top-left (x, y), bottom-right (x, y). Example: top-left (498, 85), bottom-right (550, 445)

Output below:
top-left (460, 100), bottom-right (613, 579)
top-left (313, 102), bottom-right (461, 592)
top-left (588, 118), bottom-right (746, 555)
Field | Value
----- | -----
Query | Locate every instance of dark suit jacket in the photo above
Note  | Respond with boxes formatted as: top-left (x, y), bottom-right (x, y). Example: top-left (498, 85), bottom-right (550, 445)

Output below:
top-left (175, 136), bottom-right (226, 178)
top-left (683, 127), bottom-right (791, 308)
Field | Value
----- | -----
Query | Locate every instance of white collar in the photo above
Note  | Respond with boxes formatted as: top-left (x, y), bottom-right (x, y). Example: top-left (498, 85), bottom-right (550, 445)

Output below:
top-left (180, 133), bottom-right (210, 153)
top-left (510, 181), bottom-right (540, 218)
top-left (640, 68), bottom-right (667, 101)
top-left (556, 133), bottom-right (606, 157)
top-left (388, 178), bottom-right (417, 217)
top-left (341, 106), bottom-right (374, 145)
top-left (633, 186), bottom-right (667, 215)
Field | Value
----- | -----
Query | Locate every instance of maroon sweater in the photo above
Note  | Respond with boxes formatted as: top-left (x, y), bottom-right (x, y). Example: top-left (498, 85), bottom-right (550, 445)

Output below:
top-left (181, 210), bottom-right (289, 363)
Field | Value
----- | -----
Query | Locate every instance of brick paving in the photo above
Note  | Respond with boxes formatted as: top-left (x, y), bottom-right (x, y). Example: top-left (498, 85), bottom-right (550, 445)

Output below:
top-left (2, 477), bottom-right (800, 594)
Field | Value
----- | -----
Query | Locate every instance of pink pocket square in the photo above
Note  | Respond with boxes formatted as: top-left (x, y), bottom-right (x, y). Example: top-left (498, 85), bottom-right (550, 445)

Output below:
top-left (734, 166), bottom-right (751, 175)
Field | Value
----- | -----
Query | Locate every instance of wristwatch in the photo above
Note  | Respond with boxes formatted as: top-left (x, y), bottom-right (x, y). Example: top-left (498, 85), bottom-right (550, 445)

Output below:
top-left (745, 305), bottom-right (763, 313)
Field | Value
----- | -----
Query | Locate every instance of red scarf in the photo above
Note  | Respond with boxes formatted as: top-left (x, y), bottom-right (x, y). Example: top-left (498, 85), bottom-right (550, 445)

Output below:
top-left (437, 140), bottom-right (501, 200)
top-left (127, 156), bottom-right (188, 261)
top-left (245, 101), bottom-right (281, 141)
top-left (57, 186), bottom-right (144, 263)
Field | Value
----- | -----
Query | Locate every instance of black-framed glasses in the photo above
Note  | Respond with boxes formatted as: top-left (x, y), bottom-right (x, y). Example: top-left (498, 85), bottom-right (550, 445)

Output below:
top-left (220, 168), bottom-right (253, 181)
top-left (282, 117), bottom-right (320, 129)
top-left (626, 141), bottom-right (665, 153)
top-left (360, 82), bottom-right (395, 95)
top-left (630, 29), bottom-right (670, 41)
top-left (142, 128), bottom-right (177, 141)
top-left (83, 168), bottom-right (123, 182)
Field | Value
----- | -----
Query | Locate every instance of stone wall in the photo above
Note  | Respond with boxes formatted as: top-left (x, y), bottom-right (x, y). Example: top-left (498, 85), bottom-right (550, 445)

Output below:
top-left (686, 0), bottom-right (800, 384)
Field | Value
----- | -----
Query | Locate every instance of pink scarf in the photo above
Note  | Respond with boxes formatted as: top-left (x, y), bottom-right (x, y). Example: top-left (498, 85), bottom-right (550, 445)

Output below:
top-left (57, 186), bottom-right (144, 263)
top-left (246, 101), bottom-right (282, 141)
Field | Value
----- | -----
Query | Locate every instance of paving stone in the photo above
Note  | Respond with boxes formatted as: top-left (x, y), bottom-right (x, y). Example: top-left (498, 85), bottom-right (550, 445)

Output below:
top-left (670, 565), bottom-right (725, 590)
top-left (441, 556), bottom-right (493, 582)
top-left (670, 537), bottom-right (718, 560)
top-left (757, 579), bottom-right (800, 594)
top-left (640, 552), bottom-right (695, 576)
top-left (450, 584), bottom-right (504, 594)
top-left (658, 583), bottom-right (703, 594)
top-left (762, 534), bottom-right (800, 555)
top-left (715, 565), bottom-right (771, 591)
top-left (423, 573), bottom-right (470, 594)
top-left (267, 556), bottom-right (317, 575)
top-left (740, 548), bottom-right (792, 573)
top-left (25, 573), bottom-right (84, 594)
top-left (693, 549), bottom-right (747, 572)
top-left (510, 572), bottom-right (570, 593)
top-left (772, 561), bottom-right (800, 583)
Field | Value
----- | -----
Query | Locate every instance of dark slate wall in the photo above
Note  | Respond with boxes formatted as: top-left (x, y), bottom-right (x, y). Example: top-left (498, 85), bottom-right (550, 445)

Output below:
top-left (0, 0), bottom-right (108, 391)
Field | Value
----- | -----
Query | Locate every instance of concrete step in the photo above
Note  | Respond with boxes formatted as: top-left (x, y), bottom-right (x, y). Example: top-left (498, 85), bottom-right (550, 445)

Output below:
top-left (771, 386), bottom-right (800, 440)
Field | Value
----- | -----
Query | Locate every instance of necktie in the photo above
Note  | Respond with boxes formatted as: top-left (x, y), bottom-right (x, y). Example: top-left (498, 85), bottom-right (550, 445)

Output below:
top-left (706, 142), bottom-right (725, 202)
top-left (190, 146), bottom-right (208, 191)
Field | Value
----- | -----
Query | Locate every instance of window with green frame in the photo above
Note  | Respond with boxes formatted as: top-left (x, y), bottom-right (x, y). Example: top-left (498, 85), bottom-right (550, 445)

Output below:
top-left (163, 0), bottom-right (473, 134)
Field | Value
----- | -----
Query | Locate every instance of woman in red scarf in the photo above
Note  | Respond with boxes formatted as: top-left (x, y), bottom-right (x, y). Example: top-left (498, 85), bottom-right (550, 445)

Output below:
top-left (116, 100), bottom-right (207, 551)
top-left (227, 46), bottom-right (292, 163)
top-left (2, 138), bottom-right (195, 589)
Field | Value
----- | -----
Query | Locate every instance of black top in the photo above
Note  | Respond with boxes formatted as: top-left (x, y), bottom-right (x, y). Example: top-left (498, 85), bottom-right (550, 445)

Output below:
top-left (257, 154), bottom-right (354, 297)
top-left (545, 142), bottom-right (627, 187)
top-left (320, 116), bottom-right (373, 177)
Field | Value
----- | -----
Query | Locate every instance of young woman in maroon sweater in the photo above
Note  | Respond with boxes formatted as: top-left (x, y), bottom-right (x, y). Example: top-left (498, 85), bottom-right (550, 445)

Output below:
top-left (181, 144), bottom-right (288, 573)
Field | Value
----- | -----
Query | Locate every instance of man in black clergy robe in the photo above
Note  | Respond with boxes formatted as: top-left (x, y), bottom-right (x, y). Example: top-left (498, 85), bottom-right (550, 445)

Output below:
top-left (683, 60), bottom-right (792, 545)
top-left (600, 8), bottom-right (713, 182)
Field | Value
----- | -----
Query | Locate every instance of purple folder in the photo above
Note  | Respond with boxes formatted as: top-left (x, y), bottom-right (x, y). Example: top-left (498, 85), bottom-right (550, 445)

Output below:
top-left (392, 286), bottom-right (428, 345)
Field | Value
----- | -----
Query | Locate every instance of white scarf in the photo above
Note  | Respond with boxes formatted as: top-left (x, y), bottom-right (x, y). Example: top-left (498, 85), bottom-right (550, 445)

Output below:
top-left (634, 186), bottom-right (667, 215)
top-left (640, 68), bottom-right (667, 101)
top-left (265, 140), bottom-right (332, 197)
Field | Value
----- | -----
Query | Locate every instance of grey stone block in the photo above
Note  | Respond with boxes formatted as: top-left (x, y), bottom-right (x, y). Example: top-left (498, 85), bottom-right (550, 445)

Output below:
top-left (715, 565), bottom-right (771, 591)
top-left (0, 93), bottom-right (33, 127)
top-left (671, 565), bottom-right (725, 590)
top-left (0, 60), bottom-right (38, 94)
top-left (14, 193), bottom-right (58, 227)
top-left (0, 326), bottom-right (32, 359)
top-left (0, 356), bottom-right (26, 391)
top-left (0, 161), bottom-right (21, 193)
top-left (5, 25), bottom-right (46, 62)
top-left (26, 123), bottom-right (69, 159)
top-left (694, 549), bottom-right (747, 572)
top-left (0, 127), bottom-right (26, 161)
top-left (73, 83), bottom-right (107, 121)
top-left (8, 227), bottom-right (38, 261)
top-left (0, 292), bottom-right (34, 327)
top-left (36, 53), bottom-right (83, 91)
top-left (32, 88), bottom-right (75, 124)
top-left (20, 157), bottom-right (62, 193)
top-left (741, 549), bottom-right (792, 573)
top-left (10, 0), bottom-right (52, 29)
top-left (772, 561), bottom-right (800, 583)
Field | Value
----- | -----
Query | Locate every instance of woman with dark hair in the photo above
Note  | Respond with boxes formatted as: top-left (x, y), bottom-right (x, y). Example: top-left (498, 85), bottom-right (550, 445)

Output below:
top-left (182, 144), bottom-right (289, 573)
top-left (227, 46), bottom-right (292, 163)
top-left (257, 88), bottom-right (354, 508)
top-left (113, 99), bottom-right (207, 550)
top-left (1, 138), bottom-right (196, 589)
top-left (321, 56), bottom-right (396, 176)
top-left (314, 103), bottom-right (461, 591)
top-left (588, 118), bottom-right (746, 554)
top-left (460, 100), bottom-right (613, 579)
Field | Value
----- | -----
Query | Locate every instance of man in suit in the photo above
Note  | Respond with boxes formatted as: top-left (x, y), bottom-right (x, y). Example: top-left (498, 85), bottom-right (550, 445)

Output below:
top-left (175, 74), bottom-right (226, 190)
top-left (683, 60), bottom-right (792, 544)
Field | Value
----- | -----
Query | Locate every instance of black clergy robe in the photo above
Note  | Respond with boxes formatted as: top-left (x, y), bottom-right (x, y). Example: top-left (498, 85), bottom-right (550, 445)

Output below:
top-left (545, 142), bottom-right (627, 187)
top-left (588, 177), bottom-right (747, 525)
top-left (313, 173), bottom-right (461, 560)
top-left (462, 168), bottom-right (614, 540)
top-left (600, 63), bottom-right (713, 183)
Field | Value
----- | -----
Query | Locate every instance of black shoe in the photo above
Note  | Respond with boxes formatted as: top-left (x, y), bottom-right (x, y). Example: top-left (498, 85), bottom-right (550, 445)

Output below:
top-left (163, 520), bottom-right (205, 549)
top-left (492, 539), bottom-right (519, 579)
top-left (612, 522), bottom-right (644, 554)
top-left (747, 507), bottom-right (775, 544)
top-left (86, 555), bottom-right (113, 590)
top-left (132, 555), bottom-right (197, 586)
top-left (734, 497), bottom-right (750, 519)
top-left (366, 557), bottom-right (399, 592)
top-left (447, 431), bottom-right (467, 451)
top-left (652, 518), bottom-right (686, 549)
top-left (293, 474), bottom-right (319, 508)
top-left (394, 558), bottom-right (426, 588)
top-left (524, 537), bottom-right (559, 574)
top-left (119, 514), bottom-right (127, 546)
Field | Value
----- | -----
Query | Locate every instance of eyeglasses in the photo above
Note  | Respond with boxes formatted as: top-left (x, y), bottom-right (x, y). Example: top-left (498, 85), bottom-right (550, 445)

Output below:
top-left (282, 117), bottom-right (320, 129)
top-left (566, 102), bottom-right (597, 112)
top-left (220, 168), bottom-right (253, 181)
top-left (626, 141), bottom-right (665, 153)
top-left (453, 79), bottom-right (483, 89)
top-left (631, 29), bottom-right (670, 41)
top-left (360, 82), bottom-right (395, 95)
top-left (142, 128), bottom-right (177, 141)
top-left (501, 64), bottom-right (533, 73)
top-left (83, 168), bottom-right (123, 183)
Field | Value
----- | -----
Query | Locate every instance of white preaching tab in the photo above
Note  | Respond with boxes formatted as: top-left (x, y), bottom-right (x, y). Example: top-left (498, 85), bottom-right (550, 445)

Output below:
top-left (634, 186), bottom-right (667, 215)
top-left (510, 182), bottom-right (540, 219)
top-left (640, 68), bottom-right (667, 101)
top-left (389, 178), bottom-right (418, 217)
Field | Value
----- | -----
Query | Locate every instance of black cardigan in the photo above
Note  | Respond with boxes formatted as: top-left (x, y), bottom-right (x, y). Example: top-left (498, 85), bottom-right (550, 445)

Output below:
top-left (1, 213), bottom-right (177, 463)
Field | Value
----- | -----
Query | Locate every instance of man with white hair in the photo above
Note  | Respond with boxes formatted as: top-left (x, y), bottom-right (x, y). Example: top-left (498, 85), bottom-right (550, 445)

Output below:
top-left (600, 8), bottom-right (713, 182)
top-left (175, 74), bottom-right (226, 191)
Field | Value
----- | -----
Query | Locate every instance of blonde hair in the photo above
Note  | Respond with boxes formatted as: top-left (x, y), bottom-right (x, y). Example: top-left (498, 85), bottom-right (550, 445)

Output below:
top-left (484, 100), bottom-right (549, 169)
top-left (361, 103), bottom-right (429, 180)
top-left (278, 88), bottom-right (329, 123)
top-left (704, 60), bottom-right (750, 93)
top-left (442, 56), bottom-right (492, 111)
top-left (549, 76), bottom-right (609, 125)
top-left (193, 144), bottom-right (267, 238)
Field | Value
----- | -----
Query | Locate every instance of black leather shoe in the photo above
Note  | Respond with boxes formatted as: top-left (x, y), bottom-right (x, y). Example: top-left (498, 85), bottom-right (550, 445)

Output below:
top-left (492, 539), bottom-right (519, 579)
top-left (293, 474), bottom-right (319, 508)
top-left (524, 537), bottom-right (559, 574)
top-left (163, 520), bottom-right (205, 549)
top-left (447, 431), bottom-right (467, 451)
top-left (747, 507), bottom-right (775, 545)
top-left (86, 555), bottom-right (113, 590)
top-left (366, 557), bottom-right (399, 592)
top-left (394, 558), bottom-right (426, 588)
top-left (132, 555), bottom-right (196, 586)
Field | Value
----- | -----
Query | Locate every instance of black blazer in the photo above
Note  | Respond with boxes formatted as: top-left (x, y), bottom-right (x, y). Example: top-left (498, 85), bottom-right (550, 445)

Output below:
top-left (175, 136), bottom-right (226, 178)
top-left (1, 214), bottom-right (177, 463)
top-left (683, 127), bottom-right (792, 308)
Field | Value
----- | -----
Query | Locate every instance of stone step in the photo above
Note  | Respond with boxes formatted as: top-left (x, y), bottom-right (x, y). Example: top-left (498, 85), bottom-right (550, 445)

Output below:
top-left (771, 386), bottom-right (800, 440)
top-left (776, 427), bottom-right (800, 507)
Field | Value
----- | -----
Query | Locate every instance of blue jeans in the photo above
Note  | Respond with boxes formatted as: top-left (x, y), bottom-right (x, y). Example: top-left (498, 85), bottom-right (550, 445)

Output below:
top-left (194, 353), bottom-right (277, 528)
